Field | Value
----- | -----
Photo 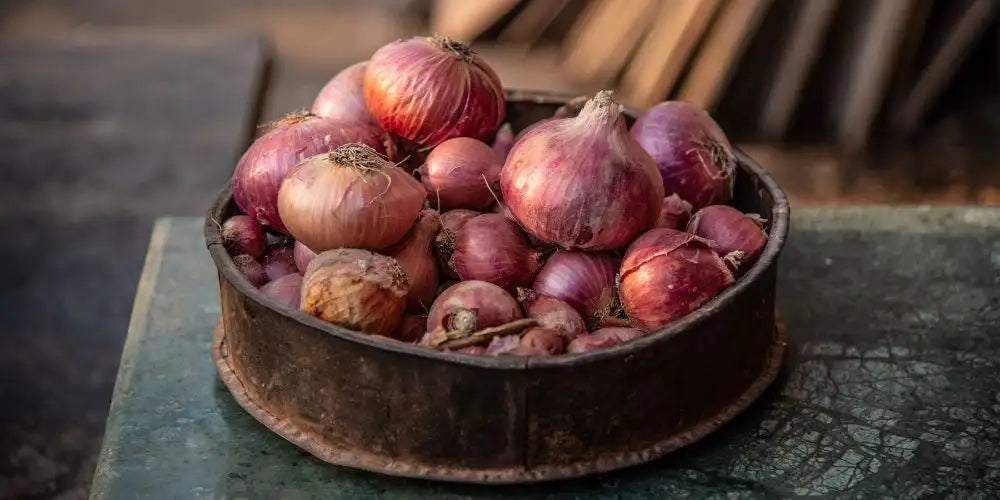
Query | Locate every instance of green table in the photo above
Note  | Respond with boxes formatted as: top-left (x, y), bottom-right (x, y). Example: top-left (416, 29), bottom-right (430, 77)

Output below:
top-left (91, 208), bottom-right (1000, 499)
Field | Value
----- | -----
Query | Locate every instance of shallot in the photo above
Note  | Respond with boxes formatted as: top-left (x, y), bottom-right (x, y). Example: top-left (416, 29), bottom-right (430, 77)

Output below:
top-left (385, 210), bottom-right (442, 312)
top-left (451, 213), bottom-right (543, 290)
top-left (532, 250), bottom-right (619, 325)
top-left (434, 209), bottom-right (479, 280)
top-left (261, 246), bottom-right (297, 281)
top-left (261, 273), bottom-right (303, 309)
top-left (518, 288), bottom-right (585, 340)
top-left (233, 254), bottom-right (267, 287)
top-left (687, 205), bottom-right (768, 272)
top-left (425, 281), bottom-right (522, 337)
top-left (221, 215), bottom-right (265, 258)
top-left (417, 137), bottom-right (503, 211)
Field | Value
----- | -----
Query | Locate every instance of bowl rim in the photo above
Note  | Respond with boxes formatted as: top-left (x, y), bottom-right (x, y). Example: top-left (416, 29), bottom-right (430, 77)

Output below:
top-left (205, 91), bottom-right (790, 370)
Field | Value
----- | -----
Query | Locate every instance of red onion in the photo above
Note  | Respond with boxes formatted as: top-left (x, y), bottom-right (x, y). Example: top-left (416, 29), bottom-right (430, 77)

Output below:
top-left (491, 123), bottom-right (514, 160)
top-left (655, 194), bottom-right (694, 230)
top-left (417, 137), bottom-right (503, 211)
top-left (261, 246), bottom-right (297, 281)
top-left (233, 254), bottom-right (267, 287)
top-left (630, 101), bottom-right (735, 210)
top-left (567, 327), bottom-right (644, 353)
top-left (397, 314), bottom-right (426, 343)
top-left (384, 209), bottom-right (441, 312)
top-left (364, 36), bottom-right (505, 150)
top-left (687, 205), bottom-right (768, 272)
top-left (532, 250), bottom-right (619, 325)
top-left (491, 201), bottom-right (516, 221)
top-left (311, 62), bottom-right (376, 125)
top-left (516, 327), bottom-right (566, 356)
top-left (426, 280), bottom-right (522, 335)
top-left (260, 273), bottom-right (303, 309)
top-left (620, 228), bottom-right (734, 330)
top-left (221, 215), bottom-right (266, 259)
top-left (232, 112), bottom-right (387, 232)
top-left (277, 143), bottom-right (426, 251)
top-left (301, 248), bottom-right (407, 336)
top-left (434, 209), bottom-right (479, 280)
top-left (518, 288), bottom-right (585, 340)
top-left (486, 334), bottom-right (521, 355)
top-left (501, 91), bottom-right (664, 250)
top-left (292, 240), bottom-right (317, 274)
top-left (452, 214), bottom-right (543, 291)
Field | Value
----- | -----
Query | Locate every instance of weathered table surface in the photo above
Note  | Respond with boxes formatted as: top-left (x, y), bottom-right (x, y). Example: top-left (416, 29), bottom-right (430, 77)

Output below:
top-left (92, 207), bottom-right (1000, 499)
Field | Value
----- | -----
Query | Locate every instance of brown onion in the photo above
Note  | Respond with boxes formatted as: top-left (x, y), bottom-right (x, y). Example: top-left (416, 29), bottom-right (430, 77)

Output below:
top-left (687, 205), bottom-right (768, 272)
top-left (261, 246), bottom-right (297, 281)
top-left (311, 62), bottom-right (377, 126)
top-left (567, 327), bottom-right (645, 353)
top-left (261, 273), bottom-right (303, 309)
top-left (277, 143), bottom-right (425, 251)
top-left (292, 240), bottom-right (317, 274)
top-left (501, 91), bottom-right (663, 250)
top-left (516, 327), bottom-right (566, 356)
top-left (426, 280), bottom-right (522, 336)
top-left (232, 112), bottom-right (387, 232)
top-left (452, 214), bottom-right (543, 291)
top-left (397, 314), bottom-right (427, 343)
top-left (233, 254), bottom-right (267, 287)
top-left (655, 194), bottom-right (694, 230)
top-left (532, 250), bottom-right (619, 325)
top-left (620, 228), bottom-right (734, 330)
top-left (301, 248), bottom-right (407, 336)
top-left (434, 209), bottom-right (479, 280)
top-left (630, 101), bottom-right (735, 210)
top-left (385, 209), bottom-right (442, 312)
top-left (518, 288), bottom-right (585, 340)
top-left (491, 123), bottom-right (515, 160)
top-left (364, 36), bottom-right (505, 150)
top-left (221, 215), bottom-right (266, 259)
top-left (417, 137), bottom-right (503, 211)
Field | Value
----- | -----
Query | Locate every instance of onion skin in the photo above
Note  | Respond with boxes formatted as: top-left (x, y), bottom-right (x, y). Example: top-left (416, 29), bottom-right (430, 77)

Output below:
top-left (486, 334), bottom-right (521, 356)
top-left (384, 209), bottom-right (442, 312)
top-left (261, 246), bottom-right (297, 281)
top-left (434, 209), bottom-right (479, 280)
top-left (301, 248), bottom-right (407, 337)
top-left (397, 314), bottom-right (427, 343)
top-left (426, 280), bottom-right (522, 335)
top-left (687, 205), bottom-right (768, 272)
top-left (458, 345), bottom-right (488, 355)
top-left (655, 194), bottom-right (694, 230)
top-left (501, 90), bottom-right (664, 250)
top-left (364, 36), bottom-right (505, 150)
top-left (452, 214), bottom-right (543, 291)
top-left (233, 254), bottom-right (267, 287)
top-left (567, 327), bottom-right (644, 353)
top-left (417, 137), bottom-right (503, 211)
top-left (532, 250), bottom-right (620, 325)
top-left (221, 215), bottom-right (266, 259)
top-left (630, 101), bottom-right (735, 210)
top-left (491, 123), bottom-right (515, 161)
top-left (311, 62), bottom-right (377, 126)
top-left (620, 228), bottom-right (734, 330)
top-left (232, 112), bottom-right (387, 232)
top-left (292, 240), bottom-right (317, 274)
top-left (278, 143), bottom-right (426, 251)
top-left (260, 273), bottom-right (303, 309)
top-left (516, 327), bottom-right (566, 356)
top-left (518, 288), bottom-right (585, 340)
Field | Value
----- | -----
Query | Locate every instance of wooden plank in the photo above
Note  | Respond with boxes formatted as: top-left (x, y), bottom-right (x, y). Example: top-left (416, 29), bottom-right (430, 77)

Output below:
top-left (620, 0), bottom-right (722, 107)
top-left (678, 0), bottom-right (774, 111)
top-left (562, 0), bottom-right (659, 85)
top-left (431, 0), bottom-right (523, 41)
top-left (499, 0), bottom-right (571, 45)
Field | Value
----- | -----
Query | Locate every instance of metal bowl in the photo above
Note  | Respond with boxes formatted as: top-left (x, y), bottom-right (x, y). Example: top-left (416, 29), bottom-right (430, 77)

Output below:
top-left (205, 90), bottom-right (790, 484)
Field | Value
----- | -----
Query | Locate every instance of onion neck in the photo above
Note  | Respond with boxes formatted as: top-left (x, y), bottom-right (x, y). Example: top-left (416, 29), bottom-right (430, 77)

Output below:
top-left (329, 143), bottom-right (390, 176)
top-left (278, 109), bottom-right (316, 126)
top-left (431, 36), bottom-right (473, 62)
top-left (577, 90), bottom-right (625, 130)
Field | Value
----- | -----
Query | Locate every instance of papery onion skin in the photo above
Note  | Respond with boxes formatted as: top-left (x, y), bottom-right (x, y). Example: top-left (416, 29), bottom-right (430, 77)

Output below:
top-left (397, 314), bottom-right (427, 343)
top-left (301, 248), bottom-right (407, 337)
top-left (364, 36), bottom-right (505, 150)
top-left (516, 327), bottom-right (566, 356)
top-left (458, 345), bottom-right (488, 355)
top-left (261, 273), bottom-right (303, 309)
top-left (518, 288), bottom-right (585, 340)
top-left (385, 209), bottom-right (442, 312)
top-left (501, 90), bottom-right (664, 250)
top-left (532, 250), bottom-right (619, 324)
top-left (452, 214), bottom-right (543, 291)
top-left (277, 143), bottom-right (426, 251)
top-left (567, 327), bottom-right (644, 353)
top-left (222, 215), bottom-right (266, 258)
top-left (311, 62), bottom-right (377, 125)
top-left (486, 334), bottom-right (521, 356)
top-left (232, 112), bottom-right (387, 232)
top-left (293, 240), bottom-right (317, 274)
top-left (630, 101), bottom-right (735, 210)
top-left (655, 194), bottom-right (694, 230)
top-left (233, 254), bottom-right (267, 287)
top-left (261, 246), bottom-right (297, 281)
top-left (687, 205), bottom-right (768, 272)
top-left (491, 123), bottom-right (514, 161)
top-left (426, 280), bottom-right (522, 334)
top-left (620, 228), bottom-right (734, 330)
top-left (434, 209), bottom-right (479, 280)
top-left (417, 137), bottom-right (503, 211)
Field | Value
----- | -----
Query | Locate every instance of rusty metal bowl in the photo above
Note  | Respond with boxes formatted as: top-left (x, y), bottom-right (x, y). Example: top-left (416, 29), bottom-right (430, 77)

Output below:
top-left (205, 90), bottom-right (790, 484)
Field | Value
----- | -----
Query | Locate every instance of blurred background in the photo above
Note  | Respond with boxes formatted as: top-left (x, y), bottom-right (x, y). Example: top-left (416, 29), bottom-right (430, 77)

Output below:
top-left (1, 0), bottom-right (998, 497)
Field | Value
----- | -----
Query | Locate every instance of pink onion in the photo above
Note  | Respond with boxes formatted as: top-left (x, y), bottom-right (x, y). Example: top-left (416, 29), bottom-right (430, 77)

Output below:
top-left (620, 228), bottom-right (734, 330)
top-left (261, 246), bottom-right (297, 281)
top-left (260, 273), bottom-right (303, 309)
top-left (277, 143), bottom-right (426, 251)
top-left (233, 254), bottom-right (267, 287)
top-left (221, 215), bottom-right (266, 259)
top-left (452, 214), bottom-right (543, 291)
top-left (434, 209), bottom-right (479, 280)
top-left (567, 327), bottom-right (645, 353)
top-left (311, 62), bottom-right (377, 125)
top-left (292, 240), bottom-right (317, 274)
top-left (518, 288), bottom-right (585, 340)
top-left (491, 123), bottom-right (514, 160)
top-left (384, 209), bottom-right (442, 312)
top-left (397, 314), bottom-right (427, 343)
top-left (364, 36), bottom-right (505, 150)
top-left (687, 205), bottom-right (768, 272)
top-left (417, 137), bottom-right (503, 210)
top-left (630, 101), bottom-right (735, 210)
top-left (532, 250), bottom-right (619, 325)
top-left (232, 112), bottom-right (387, 232)
top-left (426, 280), bottom-right (522, 335)
top-left (501, 90), bottom-right (664, 250)
top-left (655, 194), bottom-right (694, 230)
top-left (516, 327), bottom-right (566, 356)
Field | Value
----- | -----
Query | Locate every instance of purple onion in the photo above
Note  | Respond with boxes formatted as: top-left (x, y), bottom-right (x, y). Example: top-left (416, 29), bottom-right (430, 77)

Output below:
top-left (452, 214), bottom-right (543, 291)
top-left (434, 209), bottom-right (480, 281)
top-left (417, 137), bottom-right (503, 211)
top-left (532, 250), bottom-right (619, 325)
top-left (311, 62), bottom-right (377, 125)
top-left (221, 215), bottom-right (266, 259)
top-left (293, 240), bottom-right (317, 274)
top-left (491, 122), bottom-right (514, 160)
top-left (260, 273), bottom-right (303, 309)
top-left (687, 205), bottom-right (768, 272)
top-left (426, 281), bottom-right (522, 335)
top-left (654, 194), bottom-right (694, 230)
top-left (233, 254), bottom-right (267, 287)
top-left (261, 247), bottom-right (297, 281)
top-left (518, 288), bottom-right (585, 340)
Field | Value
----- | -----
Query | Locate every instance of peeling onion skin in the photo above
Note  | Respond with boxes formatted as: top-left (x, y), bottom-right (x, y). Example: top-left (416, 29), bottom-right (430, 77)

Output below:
top-left (301, 248), bottom-right (408, 337)
top-left (426, 281), bottom-right (522, 335)
top-left (630, 101), bottom-right (735, 210)
top-left (384, 209), bottom-right (442, 312)
top-left (452, 214), bottom-right (544, 291)
top-left (687, 205), bottom-right (768, 272)
top-left (221, 215), bottom-right (266, 259)
top-left (292, 240), bottom-right (317, 274)
top-left (277, 144), bottom-right (426, 252)
top-left (532, 250), bottom-right (620, 325)
top-left (232, 113), bottom-right (387, 232)
top-left (654, 194), bottom-right (694, 230)
top-left (486, 334), bottom-right (521, 355)
top-left (311, 62), bottom-right (377, 125)
top-left (620, 228), bottom-right (734, 330)
top-left (501, 90), bottom-right (664, 250)
top-left (519, 289), bottom-right (586, 340)
top-left (261, 273), bottom-right (303, 309)
top-left (364, 36), bottom-right (505, 150)
top-left (417, 137), bottom-right (503, 211)
top-left (233, 254), bottom-right (267, 287)
top-left (434, 209), bottom-right (479, 280)
top-left (566, 327), bottom-right (644, 353)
